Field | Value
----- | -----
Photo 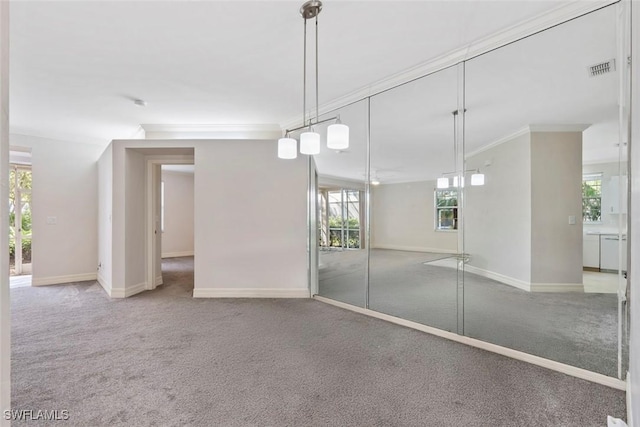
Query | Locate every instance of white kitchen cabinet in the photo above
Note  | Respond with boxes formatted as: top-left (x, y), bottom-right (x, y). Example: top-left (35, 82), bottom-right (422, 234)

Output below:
top-left (600, 234), bottom-right (627, 272)
top-left (583, 234), bottom-right (600, 268)
top-left (604, 175), bottom-right (628, 215)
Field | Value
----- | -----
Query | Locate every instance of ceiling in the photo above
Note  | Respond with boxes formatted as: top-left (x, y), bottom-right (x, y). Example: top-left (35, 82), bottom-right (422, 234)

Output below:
top-left (11, 1), bottom-right (625, 184)
top-left (311, 3), bottom-right (625, 183)
top-left (10, 0), bottom-right (575, 145)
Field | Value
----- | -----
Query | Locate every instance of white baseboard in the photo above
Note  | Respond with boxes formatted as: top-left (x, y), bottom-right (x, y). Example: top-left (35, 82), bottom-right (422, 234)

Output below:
top-left (463, 264), bottom-right (531, 291)
top-left (110, 282), bottom-right (147, 298)
top-left (529, 282), bottom-right (584, 292)
top-left (155, 275), bottom-right (163, 286)
top-left (193, 288), bottom-right (310, 298)
top-left (161, 250), bottom-right (194, 258)
top-left (372, 244), bottom-right (457, 254)
top-left (314, 295), bottom-right (626, 391)
top-left (32, 272), bottom-right (97, 287)
top-left (97, 274), bottom-right (112, 295)
top-left (463, 265), bottom-right (584, 293)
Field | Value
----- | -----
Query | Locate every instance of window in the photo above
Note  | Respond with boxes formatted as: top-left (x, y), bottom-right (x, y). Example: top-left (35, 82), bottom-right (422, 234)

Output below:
top-left (319, 189), bottom-right (361, 249)
top-left (435, 189), bottom-right (458, 231)
top-left (582, 173), bottom-right (602, 222)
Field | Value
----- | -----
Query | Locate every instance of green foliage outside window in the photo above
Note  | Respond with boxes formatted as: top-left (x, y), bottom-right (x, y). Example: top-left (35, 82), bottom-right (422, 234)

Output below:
top-left (582, 176), bottom-right (602, 222)
top-left (9, 168), bottom-right (32, 263)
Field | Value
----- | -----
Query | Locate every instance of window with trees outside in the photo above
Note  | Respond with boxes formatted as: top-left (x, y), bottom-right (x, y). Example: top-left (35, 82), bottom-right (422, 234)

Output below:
top-left (435, 189), bottom-right (458, 231)
top-left (318, 189), bottom-right (361, 249)
top-left (582, 173), bottom-right (602, 222)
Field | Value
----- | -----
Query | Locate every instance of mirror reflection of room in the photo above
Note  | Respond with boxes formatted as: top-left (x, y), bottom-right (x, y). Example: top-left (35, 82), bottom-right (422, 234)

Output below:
top-left (463, 4), bottom-right (625, 377)
top-left (310, 2), bottom-right (627, 380)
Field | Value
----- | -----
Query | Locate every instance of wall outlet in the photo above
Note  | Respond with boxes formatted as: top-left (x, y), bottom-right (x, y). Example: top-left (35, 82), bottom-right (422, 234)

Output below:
top-left (46, 216), bottom-right (57, 225)
top-left (568, 215), bottom-right (576, 225)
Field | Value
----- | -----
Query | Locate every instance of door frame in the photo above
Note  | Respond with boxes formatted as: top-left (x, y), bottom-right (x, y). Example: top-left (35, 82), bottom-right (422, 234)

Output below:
top-left (145, 156), bottom-right (194, 291)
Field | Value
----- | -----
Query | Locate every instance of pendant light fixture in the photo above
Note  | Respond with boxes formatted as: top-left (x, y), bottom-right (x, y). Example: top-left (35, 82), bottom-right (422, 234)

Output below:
top-left (436, 109), bottom-right (485, 188)
top-left (278, 1), bottom-right (349, 159)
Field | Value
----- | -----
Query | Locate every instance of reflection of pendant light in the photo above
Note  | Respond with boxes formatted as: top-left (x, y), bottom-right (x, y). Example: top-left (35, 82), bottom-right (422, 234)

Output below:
top-left (327, 117), bottom-right (349, 150)
top-left (436, 109), bottom-right (485, 187)
top-left (471, 173), bottom-right (485, 186)
top-left (277, 1), bottom-right (349, 159)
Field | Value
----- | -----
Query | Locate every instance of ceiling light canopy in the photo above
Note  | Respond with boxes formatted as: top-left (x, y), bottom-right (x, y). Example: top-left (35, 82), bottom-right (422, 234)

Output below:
top-left (278, 1), bottom-right (349, 159)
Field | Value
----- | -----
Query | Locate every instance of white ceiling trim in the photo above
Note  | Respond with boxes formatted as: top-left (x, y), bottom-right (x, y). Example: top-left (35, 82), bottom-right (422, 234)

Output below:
top-left (465, 126), bottom-right (531, 159)
top-left (140, 123), bottom-right (281, 140)
top-left (466, 124), bottom-right (593, 159)
top-left (282, 0), bottom-right (618, 130)
top-left (529, 124), bottom-right (592, 133)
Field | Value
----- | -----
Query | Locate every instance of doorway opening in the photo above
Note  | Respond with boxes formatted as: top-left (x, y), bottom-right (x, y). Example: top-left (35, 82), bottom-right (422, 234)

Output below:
top-left (158, 164), bottom-right (195, 296)
top-left (9, 148), bottom-right (33, 288)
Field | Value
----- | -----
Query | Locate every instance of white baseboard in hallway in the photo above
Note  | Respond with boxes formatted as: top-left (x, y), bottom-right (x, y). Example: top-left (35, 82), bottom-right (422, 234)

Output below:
top-left (314, 295), bottom-right (626, 391)
top-left (193, 288), bottom-right (310, 298)
top-left (32, 272), bottom-right (97, 287)
top-left (110, 282), bottom-right (147, 298)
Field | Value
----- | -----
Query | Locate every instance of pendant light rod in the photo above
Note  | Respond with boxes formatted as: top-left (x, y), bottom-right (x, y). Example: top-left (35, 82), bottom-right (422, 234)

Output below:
top-left (286, 115), bottom-right (339, 134)
top-left (315, 13), bottom-right (319, 126)
top-left (303, 17), bottom-right (307, 128)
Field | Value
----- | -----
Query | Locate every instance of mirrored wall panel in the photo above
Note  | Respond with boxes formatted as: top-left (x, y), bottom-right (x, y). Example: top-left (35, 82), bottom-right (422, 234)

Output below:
top-left (368, 66), bottom-right (461, 332)
top-left (463, 5), bottom-right (625, 377)
top-left (313, 99), bottom-right (369, 307)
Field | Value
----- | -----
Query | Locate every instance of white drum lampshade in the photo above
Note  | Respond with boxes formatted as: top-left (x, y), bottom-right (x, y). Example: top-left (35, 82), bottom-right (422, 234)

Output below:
top-left (300, 131), bottom-right (321, 155)
top-left (327, 123), bottom-right (349, 150)
top-left (277, 138), bottom-right (297, 159)
top-left (471, 173), bottom-right (485, 186)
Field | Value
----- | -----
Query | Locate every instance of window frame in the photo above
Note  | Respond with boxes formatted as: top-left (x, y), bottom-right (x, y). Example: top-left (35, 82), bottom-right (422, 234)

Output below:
top-left (582, 172), bottom-right (603, 224)
top-left (434, 188), bottom-right (458, 232)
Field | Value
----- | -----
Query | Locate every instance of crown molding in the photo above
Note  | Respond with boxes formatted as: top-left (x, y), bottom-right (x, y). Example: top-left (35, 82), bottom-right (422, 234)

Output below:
top-left (466, 123), bottom-right (592, 159)
top-left (282, 0), bottom-right (618, 130)
top-left (465, 126), bottom-right (531, 159)
top-left (528, 124), bottom-right (591, 132)
top-left (140, 123), bottom-right (282, 140)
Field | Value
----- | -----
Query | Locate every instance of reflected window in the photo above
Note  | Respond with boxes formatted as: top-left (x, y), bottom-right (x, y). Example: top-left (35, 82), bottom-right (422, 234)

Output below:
top-left (582, 173), bottom-right (602, 223)
top-left (319, 188), bottom-right (362, 249)
top-left (435, 189), bottom-right (458, 231)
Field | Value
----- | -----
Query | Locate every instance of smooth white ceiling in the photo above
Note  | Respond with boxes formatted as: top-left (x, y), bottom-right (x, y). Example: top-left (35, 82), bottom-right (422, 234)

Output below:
top-left (11, 0), bottom-right (570, 145)
top-left (312, 4), bottom-right (624, 183)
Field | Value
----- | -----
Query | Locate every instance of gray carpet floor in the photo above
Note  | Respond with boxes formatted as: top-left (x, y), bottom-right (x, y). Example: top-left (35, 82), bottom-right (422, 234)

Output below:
top-left (11, 256), bottom-right (626, 426)
top-left (319, 249), bottom-right (622, 377)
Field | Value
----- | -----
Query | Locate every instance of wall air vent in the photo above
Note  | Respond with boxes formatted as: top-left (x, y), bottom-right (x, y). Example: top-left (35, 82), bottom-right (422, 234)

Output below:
top-left (589, 59), bottom-right (615, 77)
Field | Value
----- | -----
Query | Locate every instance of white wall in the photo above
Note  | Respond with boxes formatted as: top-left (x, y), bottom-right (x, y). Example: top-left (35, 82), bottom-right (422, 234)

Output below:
top-left (628, 0), bottom-right (639, 422)
top-left (0, 2), bottom-right (9, 421)
top-left (530, 131), bottom-right (583, 285)
top-left (124, 149), bottom-right (146, 290)
top-left (193, 140), bottom-right (308, 297)
top-left (370, 181), bottom-right (457, 253)
top-left (11, 134), bottom-right (104, 285)
top-left (97, 145), bottom-right (112, 289)
top-left (103, 139), bottom-right (309, 298)
top-left (161, 170), bottom-right (194, 258)
top-left (466, 132), bottom-right (532, 285)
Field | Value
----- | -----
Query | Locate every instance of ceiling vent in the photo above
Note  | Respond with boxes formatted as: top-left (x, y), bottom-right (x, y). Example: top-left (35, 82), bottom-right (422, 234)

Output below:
top-left (589, 59), bottom-right (615, 77)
